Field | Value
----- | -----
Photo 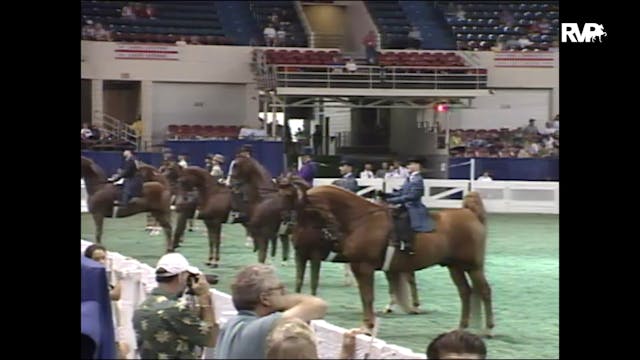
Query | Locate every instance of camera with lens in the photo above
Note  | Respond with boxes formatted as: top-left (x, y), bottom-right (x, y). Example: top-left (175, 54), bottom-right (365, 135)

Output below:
top-left (185, 273), bottom-right (219, 295)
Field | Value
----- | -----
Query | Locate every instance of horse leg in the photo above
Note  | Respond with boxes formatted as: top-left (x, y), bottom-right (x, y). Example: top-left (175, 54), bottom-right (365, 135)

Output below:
top-left (468, 268), bottom-right (494, 336)
top-left (270, 234), bottom-right (277, 260)
top-left (152, 211), bottom-right (173, 253)
top-left (188, 218), bottom-right (194, 232)
top-left (92, 213), bottom-right (104, 244)
top-left (294, 250), bottom-right (306, 293)
top-left (310, 255), bottom-right (321, 296)
top-left (409, 272), bottom-right (421, 308)
top-left (448, 266), bottom-right (472, 330)
top-left (344, 263), bottom-right (355, 286)
top-left (383, 271), bottom-right (395, 313)
top-left (256, 236), bottom-right (268, 263)
top-left (280, 234), bottom-right (290, 265)
top-left (350, 262), bottom-right (377, 331)
top-left (203, 219), bottom-right (221, 268)
top-left (172, 211), bottom-right (189, 249)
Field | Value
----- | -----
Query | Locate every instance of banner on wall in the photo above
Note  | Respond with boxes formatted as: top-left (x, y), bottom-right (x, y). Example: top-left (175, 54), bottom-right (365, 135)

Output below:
top-left (494, 51), bottom-right (555, 68)
top-left (114, 44), bottom-right (180, 60)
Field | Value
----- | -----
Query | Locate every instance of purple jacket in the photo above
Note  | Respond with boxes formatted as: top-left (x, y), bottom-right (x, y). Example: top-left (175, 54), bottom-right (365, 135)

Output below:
top-left (297, 161), bottom-right (316, 186)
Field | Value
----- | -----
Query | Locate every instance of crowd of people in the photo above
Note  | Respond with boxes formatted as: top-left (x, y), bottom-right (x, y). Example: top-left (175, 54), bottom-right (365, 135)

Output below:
top-left (448, 115), bottom-right (559, 158)
top-left (82, 245), bottom-right (489, 359)
top-left (260, 9), bottom-right (293, 47)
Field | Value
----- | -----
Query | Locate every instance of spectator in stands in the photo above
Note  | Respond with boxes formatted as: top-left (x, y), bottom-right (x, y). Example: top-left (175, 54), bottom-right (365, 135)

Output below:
top-left (276, 27), bottom-right (287, 47)
top-left (450, 131), bottom-right (463, 147)
top-left (121, 3), bottom-right (135, 19)
top-left (297, 150), bottom-right (316, 186)
top-left (517, 35), bottom-right (534, 49)
top-left (376, 161), bottom-right (390, 178)
top-left (144, 3), bottom-right (156, 19)
top-left (94, 23), bottom-right (111, 41)
top-left (362, 30), bottom-right (378, 65)
top-left (524, 119), bottom-right (539, 135)
top-left (360, 163), bottom-right (375, 179)
top-left (270, 12), bottom-right (280, 26)
top-left (264, 24), bottom-right (277, 47)
top-left (133, 253), bottom-right (218, 359)
top-left (81, 123), bottom-right (93, 140)
top-left (265, 317), bottom-right (364, 359)
top-left (426, 330), bottom-right (487, 360)
top-left (408, 26), bottom-right (423, 49)
top-left (538, 18), bottom-right (552, 34)
top-left (84, 244), bottom-right (122, 301)
top-left (477, 171), bottom-right (493, 182)
top-left (390, 160), bottom-right (409, 179)
top-left (345, 58), bottom-right (357, 73)
top-left (214, 264), bottom-right (327, 359)
top-left (131, 116), bottom-right (142, 136)
top-left (210, 154), bottom-right (225, 181)
top-left (455, 5), bottom-right (466, 20)
top-left (499, 9), bottom-right (515, 27)
top-left (178, 155), bottom-right (189, 168)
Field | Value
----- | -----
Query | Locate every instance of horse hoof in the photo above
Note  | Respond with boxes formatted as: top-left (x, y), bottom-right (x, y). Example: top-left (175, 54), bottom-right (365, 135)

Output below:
top-left (383, 305), bottom-right (394, 314)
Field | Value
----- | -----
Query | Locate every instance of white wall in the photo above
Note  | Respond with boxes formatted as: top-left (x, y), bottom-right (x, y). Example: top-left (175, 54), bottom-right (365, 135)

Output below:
top-left (448, 89), bottom-right (552, 130)
top-left (151, 82), bottom-right (258, 143)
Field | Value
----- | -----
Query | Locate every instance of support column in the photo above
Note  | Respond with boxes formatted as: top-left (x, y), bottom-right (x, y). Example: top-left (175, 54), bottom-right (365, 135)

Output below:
top-left (140, 81), bottom-right (153, 150)
top-left (91, 79), bottom-right (104, 128)
top-left (262, 95), bottom-right (269, 132)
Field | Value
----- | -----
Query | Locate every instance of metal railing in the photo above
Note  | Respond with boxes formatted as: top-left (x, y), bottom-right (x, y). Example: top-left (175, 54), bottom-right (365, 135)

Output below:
top-left (272, 64), bottom-right (488, 90)
top-left (93, 111), bottom-right (142, 150)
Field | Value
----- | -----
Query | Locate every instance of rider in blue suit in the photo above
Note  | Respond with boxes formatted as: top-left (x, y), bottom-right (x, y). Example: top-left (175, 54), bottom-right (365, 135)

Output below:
top-left (384, 157), bottom-right (433, 254)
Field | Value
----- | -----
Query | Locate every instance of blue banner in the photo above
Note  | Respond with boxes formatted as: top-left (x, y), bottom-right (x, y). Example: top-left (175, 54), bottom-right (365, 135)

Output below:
top-left (449, 157), bottom-right (559, 181)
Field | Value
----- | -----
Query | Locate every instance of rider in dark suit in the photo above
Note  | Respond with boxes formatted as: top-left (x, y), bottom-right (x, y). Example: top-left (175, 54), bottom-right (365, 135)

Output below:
top-left (384, 157), bottom-right (433, 254)
top-left (110, 150), bottom-right (142, 208)
top-left (333, 160), bottom-right (359, 193)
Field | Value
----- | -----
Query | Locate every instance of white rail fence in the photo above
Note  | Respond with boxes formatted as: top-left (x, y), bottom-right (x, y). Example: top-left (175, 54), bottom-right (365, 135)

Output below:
top-left (81, 178), bottom-right (559, 214)
top-left (81, 240), bottom-right (426, 359)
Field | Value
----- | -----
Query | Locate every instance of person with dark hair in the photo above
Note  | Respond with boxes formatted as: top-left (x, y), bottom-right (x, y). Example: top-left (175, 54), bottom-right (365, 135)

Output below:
top-left (333, 160), bottom-right (359, 193)
top-left (133, 253), bottom-right (218, 359)
top-left (84, 244), bottom-right (122, 301)
top-left (214, 264), bottom-right (327, 359)
top-left (426, 330), bottom-right (487, 359)
top-left (108, 150), bottom-right (141, 208)
top-left (297, 148), bottom-right (316, 186)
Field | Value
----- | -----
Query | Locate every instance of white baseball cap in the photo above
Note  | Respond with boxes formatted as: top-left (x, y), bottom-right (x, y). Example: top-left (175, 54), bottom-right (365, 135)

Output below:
top-left (155, 253), bottom-right (201, 277)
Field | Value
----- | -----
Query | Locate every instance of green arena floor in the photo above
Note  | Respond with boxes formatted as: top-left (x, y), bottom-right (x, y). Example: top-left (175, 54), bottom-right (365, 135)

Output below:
top-left (81, 212), bottom-right (558, 359)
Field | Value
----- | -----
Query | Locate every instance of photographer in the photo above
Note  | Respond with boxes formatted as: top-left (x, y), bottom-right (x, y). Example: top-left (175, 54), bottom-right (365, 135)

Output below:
top-left (133, 253), bottom-right (219, 359)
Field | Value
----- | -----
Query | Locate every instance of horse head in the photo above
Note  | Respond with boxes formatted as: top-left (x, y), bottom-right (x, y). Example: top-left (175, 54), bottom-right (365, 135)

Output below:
top-left (232, 156), bottom-right (276, 198)
top-left (276, 174), bottom-right (311, 210)
top-left (81, 156), bottom-right (106, 181)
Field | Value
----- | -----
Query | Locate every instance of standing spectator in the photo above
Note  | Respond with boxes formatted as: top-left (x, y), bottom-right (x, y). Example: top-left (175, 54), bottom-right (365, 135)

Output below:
top-left (133, 253), bottom-right (219, 359)
top-left (408, 26), bottom-right (423, 49)
top-left (178, 155), bottom-right (188, 168)
top-left (426, 330), bottom-right (487, 360)
top-left (264, 24), bottom-right (277, 46)
top-left (297, 150), bottom-right (316, 186)
top-left (477, 171), bottom-right (493, 182)
top-left (210, 154), bottom-right (225, 181)
top-left (312, 124), bottom-right (323, 155)
top-left (376, 161), bottom-right (390, 178)
top-left (214, 264), bottom-right (327, 359)
top-left (360, 163), bottom-right (375, 179)
top-left (276, 27), bottom-right (286, 47)
top-left (362, 30), bottom-right (378, 65)
top-left (523, 118), bottom-right (539, 135)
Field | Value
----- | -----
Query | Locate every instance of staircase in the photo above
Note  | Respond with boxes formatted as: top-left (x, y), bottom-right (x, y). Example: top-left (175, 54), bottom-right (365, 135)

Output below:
top-left (399, 1), bottom-right (456, 50)
top-left (93, 111), bottom-right (142, 150)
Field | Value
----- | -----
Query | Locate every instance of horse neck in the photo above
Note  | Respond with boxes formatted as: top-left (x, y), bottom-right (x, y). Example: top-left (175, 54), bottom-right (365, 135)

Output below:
top-left (82, 172), bottom-right (107, 196)
top-left (322, 189), bottom-right (379, 223)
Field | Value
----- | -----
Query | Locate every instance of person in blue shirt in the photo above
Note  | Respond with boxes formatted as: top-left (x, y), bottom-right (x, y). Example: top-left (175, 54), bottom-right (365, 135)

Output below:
top-left (384, 157), bottom-right (434, 254)
top-left (332, 160), bottom-right (359, 193)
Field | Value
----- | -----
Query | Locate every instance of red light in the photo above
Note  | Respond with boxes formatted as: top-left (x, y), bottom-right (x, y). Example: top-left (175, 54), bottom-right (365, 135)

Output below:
top-left (436, 103), bottom-right (449, 112)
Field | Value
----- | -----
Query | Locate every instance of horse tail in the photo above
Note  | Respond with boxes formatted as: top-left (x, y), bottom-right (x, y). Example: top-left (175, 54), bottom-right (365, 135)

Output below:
top-left (462, 191), bottom-right (487, 225)
top-left (388, 272), bottom-right (413, 313)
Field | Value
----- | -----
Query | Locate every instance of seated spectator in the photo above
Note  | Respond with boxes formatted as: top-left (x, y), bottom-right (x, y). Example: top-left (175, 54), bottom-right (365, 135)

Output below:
top-left (376, 161), bottom-right (390, 178)
top-left (84, 244), bottom-right (121, 301)
top-left (345, 58), bottom-right (357, 73)
top-left (81, 123), bottom-right (94, 140)
top-left (408, 26), bottom-right (422, 49)
top-left (265, 317), bottom-right (364, 359)
top-left (359, 163), bottom-right (375, 179)
top-left (523, 119), bottom-right (539, 135)
top-left (121, 3), bottom-right (135, 19)
top-left (214, 264), bottom-right (328, 359)
top-left (517, 35), bottom-right (534, 49)
top-left (477, 171), bottom-right (493, 182)
top-left (94, 23), bottom-right (111, 41)
top-left (426, 330), bottom-right (487, 360)
top-left (264, 24), bottom-right (277, 47)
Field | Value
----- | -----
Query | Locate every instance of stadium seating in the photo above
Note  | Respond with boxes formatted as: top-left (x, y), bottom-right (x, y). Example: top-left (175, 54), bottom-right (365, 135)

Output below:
top-left (166, 125), bottom-right (243, 140)
top-left (365, 1), bottom-right (413, 49)
top-left (249, 1), bottom-right (308, 47)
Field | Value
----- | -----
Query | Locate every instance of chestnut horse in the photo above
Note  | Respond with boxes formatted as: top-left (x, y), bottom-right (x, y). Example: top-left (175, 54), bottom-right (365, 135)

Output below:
top-left (81, 156), bottom-right (173, 251)
top-left (291, 185), bottom-right (494, 335)
top-left (169, 165), bottom-right (232, 267)
top-left (230, 156), bottom-right (291, 263)
top-left (158, 162), bottom-right (199, 246)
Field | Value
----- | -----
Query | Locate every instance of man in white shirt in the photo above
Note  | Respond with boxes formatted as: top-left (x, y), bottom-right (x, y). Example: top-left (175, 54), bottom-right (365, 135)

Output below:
top-left (359, 163), bottom-right (375, 179)
top-left (345, 58), bottom-right (357, 73)
top-left (477, 171), bottom-right (493, 182)
top-left (264, 24), bottom-right (276, 46)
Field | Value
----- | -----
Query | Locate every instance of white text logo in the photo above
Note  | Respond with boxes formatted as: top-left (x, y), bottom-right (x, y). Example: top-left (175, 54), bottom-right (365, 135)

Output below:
top-left (561, 23), bottom-right (607, 43)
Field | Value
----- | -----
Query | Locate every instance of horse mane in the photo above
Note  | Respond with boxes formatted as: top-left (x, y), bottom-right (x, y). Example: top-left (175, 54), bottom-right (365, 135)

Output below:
top-left (236, 157), bottom-right (277, 196)
top-left (302, 185), bottom-right (386, 228)
top-left (182, 166), bottom-right (223, 191)
top-left (462, 191), bottom-right (487, 224)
